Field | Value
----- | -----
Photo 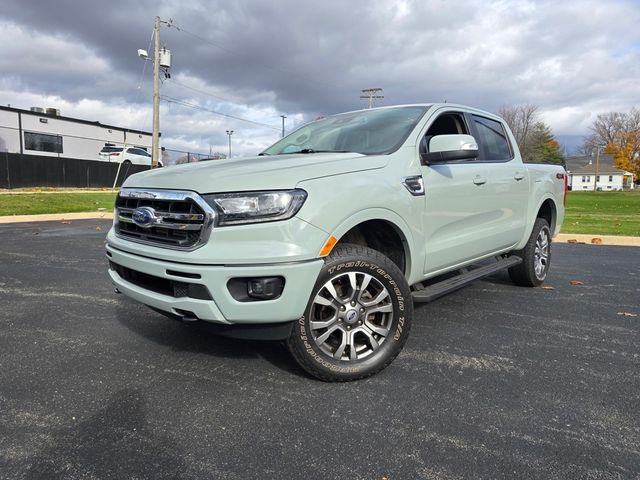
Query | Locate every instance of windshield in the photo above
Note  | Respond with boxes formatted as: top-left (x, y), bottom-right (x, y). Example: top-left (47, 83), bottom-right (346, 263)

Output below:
top-left (262, 106), bottom-right (429, 156)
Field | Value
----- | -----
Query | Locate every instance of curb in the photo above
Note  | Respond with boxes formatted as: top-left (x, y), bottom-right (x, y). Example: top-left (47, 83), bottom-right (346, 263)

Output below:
top-left (0, 212), bottom-right (114, 224)
top-left (554, 233), bottom-right (640, 247)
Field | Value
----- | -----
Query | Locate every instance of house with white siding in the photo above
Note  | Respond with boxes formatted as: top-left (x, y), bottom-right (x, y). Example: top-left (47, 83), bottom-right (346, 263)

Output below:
top-left (565, 155), bottom-right (635, 191)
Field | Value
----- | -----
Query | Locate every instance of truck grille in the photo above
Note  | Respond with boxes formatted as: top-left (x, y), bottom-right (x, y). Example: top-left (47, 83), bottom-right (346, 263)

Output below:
top-left (114, 188), bottom-right (215, 250)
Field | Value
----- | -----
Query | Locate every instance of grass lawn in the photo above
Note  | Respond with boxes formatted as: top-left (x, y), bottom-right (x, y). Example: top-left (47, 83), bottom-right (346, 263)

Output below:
top-left (562, 190), bottom-right (640, 236)
top-left (0, 191), bottom-right (117, 216)
top-left (1, 189), bottom-right (638, 237)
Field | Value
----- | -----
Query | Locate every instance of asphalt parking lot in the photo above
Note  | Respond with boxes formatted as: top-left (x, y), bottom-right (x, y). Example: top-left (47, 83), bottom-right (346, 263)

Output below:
top-left (0, 220), bottom-right (638, 480)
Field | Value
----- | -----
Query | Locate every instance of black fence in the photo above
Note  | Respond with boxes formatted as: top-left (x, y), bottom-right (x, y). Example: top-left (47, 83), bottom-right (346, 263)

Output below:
top-left (0, 153), bottom-right (150, 189)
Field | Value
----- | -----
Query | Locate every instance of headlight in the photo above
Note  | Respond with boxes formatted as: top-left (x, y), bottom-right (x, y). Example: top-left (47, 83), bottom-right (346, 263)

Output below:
top-left (202, 189), bottom-right (307, 226)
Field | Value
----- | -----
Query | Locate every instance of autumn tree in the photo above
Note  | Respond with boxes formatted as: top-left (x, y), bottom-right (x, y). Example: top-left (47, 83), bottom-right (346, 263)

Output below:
top-left (525, 122), bottom-right (564, 165)
top-left (497, 104), bottom-right (563, 165)
top-left (582, 108), bottom-right (640, 179)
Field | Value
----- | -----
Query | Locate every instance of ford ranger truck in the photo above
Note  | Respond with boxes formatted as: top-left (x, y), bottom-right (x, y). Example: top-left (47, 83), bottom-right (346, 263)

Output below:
top-left (106, 104), bottom-right (566, 382)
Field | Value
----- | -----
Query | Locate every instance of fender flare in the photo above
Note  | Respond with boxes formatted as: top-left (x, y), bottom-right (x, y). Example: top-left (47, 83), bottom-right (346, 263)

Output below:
top-left (329, 207), bottom-right (423, 285)
top-left (516, 195), bottom-right (559, 250)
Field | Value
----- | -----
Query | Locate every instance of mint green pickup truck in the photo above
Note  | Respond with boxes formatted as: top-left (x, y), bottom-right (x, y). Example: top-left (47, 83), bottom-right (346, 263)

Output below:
top-left (106, 104), bottom-right (566, 381)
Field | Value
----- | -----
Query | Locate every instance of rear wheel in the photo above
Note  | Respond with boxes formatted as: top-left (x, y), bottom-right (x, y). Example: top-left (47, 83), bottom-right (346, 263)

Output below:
top-left (509, 218), bottom-right (551, 287)
top-left (287, 244), bottom-right (412, 382)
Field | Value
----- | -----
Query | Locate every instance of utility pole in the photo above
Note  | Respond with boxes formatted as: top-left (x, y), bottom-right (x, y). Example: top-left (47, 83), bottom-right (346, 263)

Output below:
top-left (280, 115), bottom-right (286, 138)
top-left (593, 145), bottom-right (601, 192)
top-left (151, 15), bottom-right (161, 169)
top-left (226, 130), bottom-right (234, 158)
top-left (360, 88), bottom-right (384, 108)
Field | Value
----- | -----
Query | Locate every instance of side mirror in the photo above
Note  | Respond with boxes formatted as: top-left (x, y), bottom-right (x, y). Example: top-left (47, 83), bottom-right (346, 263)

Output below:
top-left (420, 134), bottom-right (478, 164)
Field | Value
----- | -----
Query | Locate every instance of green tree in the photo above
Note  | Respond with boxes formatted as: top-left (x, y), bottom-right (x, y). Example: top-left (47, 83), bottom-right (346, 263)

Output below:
top-left (524, 122), bottom-right (564, 165)
top-left (497, 105), bottom-right (564, 164)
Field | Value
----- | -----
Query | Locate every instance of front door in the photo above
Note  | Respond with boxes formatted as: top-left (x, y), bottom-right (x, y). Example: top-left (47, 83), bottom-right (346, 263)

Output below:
top-left (419, 110), bottom-right (528, 276)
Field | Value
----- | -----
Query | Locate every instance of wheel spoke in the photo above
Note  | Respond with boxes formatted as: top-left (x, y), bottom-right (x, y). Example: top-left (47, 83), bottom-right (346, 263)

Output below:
top-left (324, 281), bottom-right (341, 303)
top-left (347, 272), bottom-right (358, 302)
top-left (348, 331), bottom-right (358, 360)
top-left (310, 316), bottom-right (338, 330)
top-left (360, 326), bottom-right (380, 350)
top-left (366, 303), bottom-right (393, 315)
top-left (315, 325), bottom-right (340, 346)
top-left (361, 288), bottom-right (389, 307)
top-left (364, 319), bottom-right (389, 337)
top-left (313, 294), bottom-right (334, 307)
top-left (333, 331), bottom-right (347, 359)
top-left (356, 274), bottom-right (373, 303)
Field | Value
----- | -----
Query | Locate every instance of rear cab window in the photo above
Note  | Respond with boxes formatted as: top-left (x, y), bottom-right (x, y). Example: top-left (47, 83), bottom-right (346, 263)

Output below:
top-left (470, 115), bottom-right (513, 162)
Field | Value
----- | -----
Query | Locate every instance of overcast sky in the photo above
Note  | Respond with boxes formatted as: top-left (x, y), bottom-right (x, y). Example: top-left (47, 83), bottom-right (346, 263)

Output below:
top-left (1, 0), bottom-right (639, 157)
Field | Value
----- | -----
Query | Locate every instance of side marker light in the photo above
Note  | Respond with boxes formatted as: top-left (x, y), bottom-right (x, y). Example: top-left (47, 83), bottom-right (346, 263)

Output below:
top-left (319, 235), bottom-right (338, 257)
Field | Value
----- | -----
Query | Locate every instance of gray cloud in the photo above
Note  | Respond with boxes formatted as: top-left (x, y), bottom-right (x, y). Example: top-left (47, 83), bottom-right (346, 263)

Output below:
top-left (1, 0), bottom-right (639, 154)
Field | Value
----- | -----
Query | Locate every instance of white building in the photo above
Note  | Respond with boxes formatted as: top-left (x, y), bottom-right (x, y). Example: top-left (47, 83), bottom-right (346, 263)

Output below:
top-left (568, 164), bottom-right (634, 191)
top-left (565, 155), bottom-right (635, 191)
top-left (0, 105), bottom-right (152, 160)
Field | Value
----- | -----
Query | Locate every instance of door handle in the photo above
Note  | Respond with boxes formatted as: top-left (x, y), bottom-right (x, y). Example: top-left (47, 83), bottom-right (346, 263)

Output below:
top-left (473, 175), bottom-right (487, 185)
top-left (514, 172), bottom-right (525, 181)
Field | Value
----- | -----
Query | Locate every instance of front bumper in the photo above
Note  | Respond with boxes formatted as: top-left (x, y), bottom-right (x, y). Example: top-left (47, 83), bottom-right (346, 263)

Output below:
top-left (106, 243), bottom-right (324, 325)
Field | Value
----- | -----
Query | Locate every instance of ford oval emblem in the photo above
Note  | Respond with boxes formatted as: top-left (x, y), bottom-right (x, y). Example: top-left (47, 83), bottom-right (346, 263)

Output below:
top-left (132, 206), bottom-right (156, 228)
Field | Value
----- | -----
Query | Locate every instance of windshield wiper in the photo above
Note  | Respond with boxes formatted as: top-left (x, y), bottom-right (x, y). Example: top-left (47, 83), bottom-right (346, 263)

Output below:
top-left (284, 149), bottom-right (351, 154)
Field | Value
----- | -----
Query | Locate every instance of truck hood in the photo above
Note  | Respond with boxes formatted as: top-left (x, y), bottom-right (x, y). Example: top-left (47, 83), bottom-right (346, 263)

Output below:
top-left (122, 152), bottom-right (387, 193)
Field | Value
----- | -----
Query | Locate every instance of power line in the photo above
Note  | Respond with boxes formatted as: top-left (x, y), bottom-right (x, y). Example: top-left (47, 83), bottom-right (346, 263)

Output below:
top-left (166, 79), bottom-right (234, 103)
top-left (160, 95), bottom-right (281, 131)
top-left (134, 24), bottom-right (156, 102)
top-left (166, 80), bottom-right (289, 133)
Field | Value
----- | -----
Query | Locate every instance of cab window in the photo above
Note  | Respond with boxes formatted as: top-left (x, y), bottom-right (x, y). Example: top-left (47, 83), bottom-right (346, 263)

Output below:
top-left (472, 115), bottom-right (513, 161)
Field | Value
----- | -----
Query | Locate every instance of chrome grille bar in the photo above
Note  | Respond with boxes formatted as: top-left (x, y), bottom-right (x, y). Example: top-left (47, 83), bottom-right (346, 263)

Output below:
top-left (114, 188), bottom-right (216, 251)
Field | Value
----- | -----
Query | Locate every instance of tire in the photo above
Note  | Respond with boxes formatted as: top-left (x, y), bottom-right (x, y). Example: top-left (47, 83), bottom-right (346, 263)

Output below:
top-left (287, 244), bottom-right (412, 382)
top-left (122, 160), bottom-right (132, 166)
top-left (508, 218), bottom-right (551, 287)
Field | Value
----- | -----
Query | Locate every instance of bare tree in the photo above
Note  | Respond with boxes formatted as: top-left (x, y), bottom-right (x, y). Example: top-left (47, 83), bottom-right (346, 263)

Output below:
top-left (497, 104), bottom-right (539, 156)
top-left (582, 107), bottom-right (640, 163)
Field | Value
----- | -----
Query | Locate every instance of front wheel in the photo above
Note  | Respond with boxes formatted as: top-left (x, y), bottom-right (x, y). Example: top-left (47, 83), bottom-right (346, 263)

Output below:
top-left (508, 218), bottom-right (551, 287)
top-left (287, 244), bottom-right (412, 382)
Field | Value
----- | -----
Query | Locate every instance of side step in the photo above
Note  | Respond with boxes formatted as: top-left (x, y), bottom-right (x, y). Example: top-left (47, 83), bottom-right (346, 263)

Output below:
top-left (411, 256), bottom-right (522, 304)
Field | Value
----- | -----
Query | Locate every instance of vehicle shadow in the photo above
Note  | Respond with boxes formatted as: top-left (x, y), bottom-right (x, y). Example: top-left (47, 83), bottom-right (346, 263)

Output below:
top-left (114, 302), bottom-right (308, 379)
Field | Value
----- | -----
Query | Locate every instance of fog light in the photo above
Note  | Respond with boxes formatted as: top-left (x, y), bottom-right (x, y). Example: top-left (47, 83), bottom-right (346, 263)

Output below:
top-left (247, 277), bottom-right (284, 300)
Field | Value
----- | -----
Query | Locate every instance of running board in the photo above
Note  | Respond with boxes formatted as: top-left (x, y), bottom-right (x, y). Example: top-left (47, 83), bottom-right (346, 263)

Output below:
top-left (411, 256), bottom-right (522, 303)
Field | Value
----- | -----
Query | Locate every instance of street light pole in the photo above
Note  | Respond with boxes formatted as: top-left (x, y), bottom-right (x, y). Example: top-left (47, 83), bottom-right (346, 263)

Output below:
top-left (280, 115), bottom-right (286, 138)
top-left (151, 15), bottom-right (161, 169)
top-left (226, 130), bottom-right (234, 158)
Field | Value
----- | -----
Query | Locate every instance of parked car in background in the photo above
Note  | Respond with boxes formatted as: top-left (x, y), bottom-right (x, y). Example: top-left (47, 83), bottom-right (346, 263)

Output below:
top-left (99, 144), bottom-right (162, 167)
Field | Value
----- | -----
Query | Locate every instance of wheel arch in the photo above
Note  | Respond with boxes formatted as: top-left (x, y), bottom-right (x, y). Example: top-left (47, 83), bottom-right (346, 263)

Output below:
top-left (329, 208), bottom-right (420, 283)
top-left (515, 195), bottom-right (559, 250)
top-left (536, 197), bottom-right (557, 233)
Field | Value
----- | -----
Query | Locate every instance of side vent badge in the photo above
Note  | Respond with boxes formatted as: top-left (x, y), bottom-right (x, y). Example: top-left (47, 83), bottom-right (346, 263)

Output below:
top-left (401, 176), bottom-right (425, 196)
